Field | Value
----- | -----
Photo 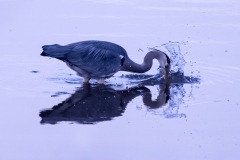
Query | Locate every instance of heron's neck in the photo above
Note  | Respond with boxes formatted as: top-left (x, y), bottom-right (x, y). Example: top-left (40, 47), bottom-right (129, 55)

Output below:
top-left (122, 51), bottom-right (162, 73)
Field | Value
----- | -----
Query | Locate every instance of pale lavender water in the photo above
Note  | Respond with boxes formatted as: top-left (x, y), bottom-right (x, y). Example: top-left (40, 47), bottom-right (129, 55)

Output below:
top-left (1, 0), bottom-right (240, 160)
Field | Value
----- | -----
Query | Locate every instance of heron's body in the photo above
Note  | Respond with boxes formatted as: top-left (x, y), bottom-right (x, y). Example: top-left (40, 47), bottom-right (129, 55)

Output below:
top-left (41, 40), bottom-right (170, 84)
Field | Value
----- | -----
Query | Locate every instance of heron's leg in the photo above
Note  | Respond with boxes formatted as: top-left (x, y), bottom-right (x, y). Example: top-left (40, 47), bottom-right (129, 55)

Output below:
top-left (97, 78), bottom-right (105, 84)
top-left (65, 63), bottom-right (90, 83)
top-left (83, 77), bottom-right (90, 83)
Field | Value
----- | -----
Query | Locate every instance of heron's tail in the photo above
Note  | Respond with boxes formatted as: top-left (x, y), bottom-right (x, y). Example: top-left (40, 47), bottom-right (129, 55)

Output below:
top-left (41, 44), bottom-right (71, 59)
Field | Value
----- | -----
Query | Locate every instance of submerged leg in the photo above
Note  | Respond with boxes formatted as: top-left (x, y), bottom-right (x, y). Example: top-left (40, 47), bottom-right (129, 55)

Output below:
top-left (97, 78), bottom-right (105, 84)
top-left (83, 77), bottom-right (90, 83)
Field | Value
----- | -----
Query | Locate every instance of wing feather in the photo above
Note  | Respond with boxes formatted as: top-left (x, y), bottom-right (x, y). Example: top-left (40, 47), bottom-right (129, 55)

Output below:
top-left (64, 41), bottom-right (127, 77)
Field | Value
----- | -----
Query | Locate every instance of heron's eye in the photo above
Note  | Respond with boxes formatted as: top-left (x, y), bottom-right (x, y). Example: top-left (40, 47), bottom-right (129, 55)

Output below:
top-left (121, 57), bottom-right (125, 66)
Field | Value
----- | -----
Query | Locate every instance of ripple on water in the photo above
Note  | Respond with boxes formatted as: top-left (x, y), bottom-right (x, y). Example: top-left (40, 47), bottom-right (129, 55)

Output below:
top-left (194, 61), bottom-right (240, 85)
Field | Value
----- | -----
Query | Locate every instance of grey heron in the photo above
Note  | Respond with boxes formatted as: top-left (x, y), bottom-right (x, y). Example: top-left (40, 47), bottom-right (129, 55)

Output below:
top-left (41, 40), bottom-right (170, 84)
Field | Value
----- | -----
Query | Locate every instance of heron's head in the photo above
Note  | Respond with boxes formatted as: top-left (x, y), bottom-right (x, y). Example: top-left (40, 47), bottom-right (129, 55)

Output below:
top-left (164, 53), bottom-right (171, 78)
top-left (150, 49), bottom-right (171, 80)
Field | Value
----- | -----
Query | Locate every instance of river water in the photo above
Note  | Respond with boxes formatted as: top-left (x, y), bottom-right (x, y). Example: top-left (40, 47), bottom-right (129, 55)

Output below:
top-left (1, 0), bottom-right (240, 160)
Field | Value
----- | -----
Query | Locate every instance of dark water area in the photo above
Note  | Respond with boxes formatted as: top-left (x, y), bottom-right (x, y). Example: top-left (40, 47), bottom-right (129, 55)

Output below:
top-left (1, 0), bottom-right (240, 160)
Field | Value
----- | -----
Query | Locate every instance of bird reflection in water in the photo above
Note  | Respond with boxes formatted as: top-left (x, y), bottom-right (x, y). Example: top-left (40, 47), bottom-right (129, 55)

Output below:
top-left (39, 82), bottom-right (175, 124)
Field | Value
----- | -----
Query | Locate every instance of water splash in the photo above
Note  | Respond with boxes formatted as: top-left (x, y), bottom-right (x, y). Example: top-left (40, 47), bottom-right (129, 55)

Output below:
top-left (148, 84), bottom-right (187, 118)
top-left (150, 42), bottom-right (200, 84)
top-left (163, 42), bottom-right (186, 75)
top-left (166, 84), bottom-right (186, 118)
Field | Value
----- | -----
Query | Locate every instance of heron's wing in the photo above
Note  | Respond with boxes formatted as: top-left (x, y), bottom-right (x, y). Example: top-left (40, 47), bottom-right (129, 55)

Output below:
top-left (65, 41), bottom-right (124, 77)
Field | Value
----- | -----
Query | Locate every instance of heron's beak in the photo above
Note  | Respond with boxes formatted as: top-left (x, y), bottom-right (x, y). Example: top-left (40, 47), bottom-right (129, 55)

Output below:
top-left (164, 65), bottom-right (170, 83)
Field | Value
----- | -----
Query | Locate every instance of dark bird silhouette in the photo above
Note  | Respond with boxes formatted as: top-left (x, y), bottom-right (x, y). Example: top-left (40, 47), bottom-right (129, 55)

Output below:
top-left (39, 84), bottom-right (170, 124)
top-left (41, 40), bottom-right (170, 84)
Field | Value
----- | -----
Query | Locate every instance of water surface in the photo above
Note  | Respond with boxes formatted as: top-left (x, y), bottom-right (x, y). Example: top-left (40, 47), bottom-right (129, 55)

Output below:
top-left (1, 0), bottom-right (240, 160)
